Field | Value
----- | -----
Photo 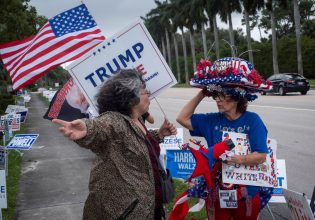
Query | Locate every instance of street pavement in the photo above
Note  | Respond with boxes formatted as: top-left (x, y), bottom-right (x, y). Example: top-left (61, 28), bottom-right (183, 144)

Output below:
top-left (14, 89), bottom-right (314, 219)
top-left (15, 92), bottom-right (94, 220)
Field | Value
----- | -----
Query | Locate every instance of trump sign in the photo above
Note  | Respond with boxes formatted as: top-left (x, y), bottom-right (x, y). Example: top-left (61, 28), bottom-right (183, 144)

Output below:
top-left (67, 20), bottom-right (177, 114)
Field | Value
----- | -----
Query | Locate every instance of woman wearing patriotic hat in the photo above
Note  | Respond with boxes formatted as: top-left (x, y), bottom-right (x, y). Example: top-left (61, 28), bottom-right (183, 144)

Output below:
top-left (176, 57), bottom-right (272, 219)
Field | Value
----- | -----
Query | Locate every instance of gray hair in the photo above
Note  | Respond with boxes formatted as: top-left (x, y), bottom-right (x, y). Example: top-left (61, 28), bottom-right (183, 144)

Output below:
top-left (96, 69), bottom-right (145, 115)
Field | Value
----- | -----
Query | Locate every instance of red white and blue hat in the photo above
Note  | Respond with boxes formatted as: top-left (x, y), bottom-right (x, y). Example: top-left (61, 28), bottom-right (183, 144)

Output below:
top-left (190, 57), bottom-right (272, 101)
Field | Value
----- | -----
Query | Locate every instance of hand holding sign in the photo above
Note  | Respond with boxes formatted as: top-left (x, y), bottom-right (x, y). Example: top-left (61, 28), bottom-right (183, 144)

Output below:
top-left (52, 119), bottom-right (87, 140)
top-left (226, 152), bottom-right (266, 166)
top-left (158, 118), bottom-right (177, 139)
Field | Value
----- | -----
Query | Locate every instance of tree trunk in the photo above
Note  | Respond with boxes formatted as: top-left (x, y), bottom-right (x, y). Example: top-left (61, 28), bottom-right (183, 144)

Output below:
top-left (244, 10), bottom-right (254, 65)
top-left (293, 0), bottom-right (303, 75)
top-left (201, 21), bottom-right (207, 58)
top-left (213, 16), bottom-right (220, 59)
top-left (173, 33), bottom-right (181, 83)
top-left (258, 26), bottom-right (263, 41)
top-left (270, 5), bottom-right (279, 74)
top-left (161, 37), bottom-right (166, 59)
top-left (165, 28), bottom-right (172, 68)
top-left (228, 12), bottom-right (235, 49)
top-left (188, 29), bottom-right (196, 72)
top-left (181, 28), bottom-right (189, 84)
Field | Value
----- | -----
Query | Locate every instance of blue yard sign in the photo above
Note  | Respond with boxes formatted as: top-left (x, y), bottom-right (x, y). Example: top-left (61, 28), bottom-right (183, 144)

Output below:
top-left (166, 150), bottom-right (196, 179)
top-left (6, 134), bottom-right (39, 150)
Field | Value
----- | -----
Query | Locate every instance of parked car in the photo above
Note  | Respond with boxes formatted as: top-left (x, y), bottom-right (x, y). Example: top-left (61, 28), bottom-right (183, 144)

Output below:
top-left (262, 73), bottom-right (310, 95)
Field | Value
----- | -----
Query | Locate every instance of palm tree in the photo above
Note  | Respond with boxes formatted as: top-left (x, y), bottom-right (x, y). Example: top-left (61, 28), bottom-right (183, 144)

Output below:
top-left (171, 14), bottom-right (189, 83)
top-left (218, 0), bottom-right (242, 51)
top-left (164, 0), bottom-right (182, 82)
top-left (174, 0), bottom-right (198, 73)
top-left (142, 15), bottom-right (165, 57)
top-left (251, 14), bottom-right (263, 41)
top-left (204, 0), bottom-right (221, 59)
top-left (266, 0), bottom-right (287, 74)
top-left (191, 0), bottom-right (209, 58)
top-left (172, 33), bottom-right (181, 83)
top-left (161, 38), bottom-right (167, 58)
top-left (241, 0), bottom-right (264, 64)
top-left (179, 27), bottom-right (189, 83)
top-left (266, 0), bottom-right (279, 74)
top-left (172, 0), bottom-right (190, 83)
top-left (146, 1), bottom-right (172, 66)
top-left (293, 0), bottom-right (303, 75)
top-left (187, 0), bottom-right (208, 70)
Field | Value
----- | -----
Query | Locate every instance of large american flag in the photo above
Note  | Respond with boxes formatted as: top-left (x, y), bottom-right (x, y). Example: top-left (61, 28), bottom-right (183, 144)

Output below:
top-left (0, 4), bottom-right (105, 91)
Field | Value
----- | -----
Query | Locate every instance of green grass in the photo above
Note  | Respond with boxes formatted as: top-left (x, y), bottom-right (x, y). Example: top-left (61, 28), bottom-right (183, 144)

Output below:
top-left (2, 151), bottom-right (22, 220)
top-left (172, 83), bottom-right (191, 88)
top-left (1, 124), bottom-right (26, 220)
top-left (165, 179), bottom-right (207, 218)
top-left (309, 79), bottom-right (315, 89)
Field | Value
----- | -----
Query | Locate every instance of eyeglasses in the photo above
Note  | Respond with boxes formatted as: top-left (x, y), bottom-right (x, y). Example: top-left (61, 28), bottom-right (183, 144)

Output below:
top-left (140, 89), bottom-right (151, 96)
top-left (212, 93), bottom-right (230, 102)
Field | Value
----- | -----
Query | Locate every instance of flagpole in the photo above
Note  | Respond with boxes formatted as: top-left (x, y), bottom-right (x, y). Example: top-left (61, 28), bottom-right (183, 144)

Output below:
top-left (154, 97), bottom-right (182, 150)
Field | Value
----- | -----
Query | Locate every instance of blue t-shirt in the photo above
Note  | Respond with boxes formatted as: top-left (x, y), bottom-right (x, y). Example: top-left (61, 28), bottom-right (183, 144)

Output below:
top-left (190, 111), bottom-right (268, 153)
top-left (190, 111), bottom-right (270, 199)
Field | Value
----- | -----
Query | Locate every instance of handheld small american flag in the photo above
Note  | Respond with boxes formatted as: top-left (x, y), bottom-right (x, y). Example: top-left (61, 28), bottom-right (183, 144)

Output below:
top-left (0, 4), bottom-right (105, 91)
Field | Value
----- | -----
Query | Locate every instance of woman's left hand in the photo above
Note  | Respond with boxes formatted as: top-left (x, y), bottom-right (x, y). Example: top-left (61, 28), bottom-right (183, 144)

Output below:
top-left (158, 118), bottom-right (177, 139)
top-left (226, 155), bottom-right (246, 165)
top-left (226, 152), bottom-right (266, 166)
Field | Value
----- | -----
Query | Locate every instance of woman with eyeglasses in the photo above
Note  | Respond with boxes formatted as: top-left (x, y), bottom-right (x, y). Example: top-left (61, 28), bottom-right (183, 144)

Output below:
top-left (176, 58), bottom-right (273, 220)
top-left (53, 69), bottom-right (177, 220)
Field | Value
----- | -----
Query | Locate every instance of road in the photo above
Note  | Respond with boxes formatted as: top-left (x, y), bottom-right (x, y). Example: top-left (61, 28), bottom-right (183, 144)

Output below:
top-left (15, 89), bottom-right (315, 219)
top-left (16, 93), bottom-right (94, 220)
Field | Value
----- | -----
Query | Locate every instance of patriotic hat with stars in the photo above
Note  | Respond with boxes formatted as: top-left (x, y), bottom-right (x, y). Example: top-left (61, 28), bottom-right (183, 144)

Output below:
top-left (190, 57), bottom-right (272, 101)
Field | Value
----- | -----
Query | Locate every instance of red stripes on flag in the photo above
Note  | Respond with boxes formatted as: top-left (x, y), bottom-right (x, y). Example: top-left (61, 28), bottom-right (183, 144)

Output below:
top-left (0, 5), bottom-right (105, 91)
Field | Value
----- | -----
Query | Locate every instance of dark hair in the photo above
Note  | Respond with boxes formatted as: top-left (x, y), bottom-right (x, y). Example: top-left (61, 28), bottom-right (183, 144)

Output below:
top-left (96, 69), bottom-right (145, 115)
top-left (230, 96), bottom-right (248, 113)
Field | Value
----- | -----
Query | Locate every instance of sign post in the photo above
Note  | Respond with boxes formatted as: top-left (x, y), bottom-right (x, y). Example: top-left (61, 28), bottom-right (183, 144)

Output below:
top-left (2, 119), bottom-right (12, 176)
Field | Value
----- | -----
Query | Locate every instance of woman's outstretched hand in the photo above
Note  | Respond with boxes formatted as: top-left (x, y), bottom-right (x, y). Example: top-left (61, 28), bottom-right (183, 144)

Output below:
top-left (158, 118), bottom-right (177, 139)
top-left (52, 119), bottom-right (87, 140)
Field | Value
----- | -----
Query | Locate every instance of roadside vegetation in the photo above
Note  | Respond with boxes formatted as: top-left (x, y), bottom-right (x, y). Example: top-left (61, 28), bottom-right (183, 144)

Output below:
top-left (0, 124), bottom-right (25, 220)
top-left (309, 79), bottom-right (315, 89)
top-left (165, 179), bottom-right (207, 218)
top-left (173, 83), bottom-right (190, 88)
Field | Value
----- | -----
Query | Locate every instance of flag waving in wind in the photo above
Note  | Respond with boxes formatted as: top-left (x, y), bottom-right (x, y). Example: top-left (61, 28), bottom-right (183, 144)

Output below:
top-left (0, 4), bottom-right (105, 91)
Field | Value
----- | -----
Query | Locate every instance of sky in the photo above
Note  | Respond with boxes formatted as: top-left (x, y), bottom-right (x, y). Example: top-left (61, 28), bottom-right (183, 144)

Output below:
top-left (29, 0), bottom-right (266, 42)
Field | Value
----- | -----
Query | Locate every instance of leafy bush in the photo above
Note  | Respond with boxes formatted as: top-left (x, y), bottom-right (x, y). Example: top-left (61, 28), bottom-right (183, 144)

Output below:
top-left (0, 94), bottom-right (14, 114)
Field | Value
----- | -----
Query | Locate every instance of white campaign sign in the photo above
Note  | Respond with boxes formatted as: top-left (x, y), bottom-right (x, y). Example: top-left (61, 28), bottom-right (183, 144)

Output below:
top-left (5, 105), bottom-right (28, 114)
top-left (269, 159), bottom-right (287, 203)
top-left (221, 132), bottom-right (278, 187)
top-left (0, 170), bottom-right (7, 208)
top-left (67, 20), bottom-right (177, 114)
top-left (159, 128), bottom-right (183, 154)
top-left (0, 114), bottom-right (21, 131)
top-left (283, 189), bottom-right (314, 220)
